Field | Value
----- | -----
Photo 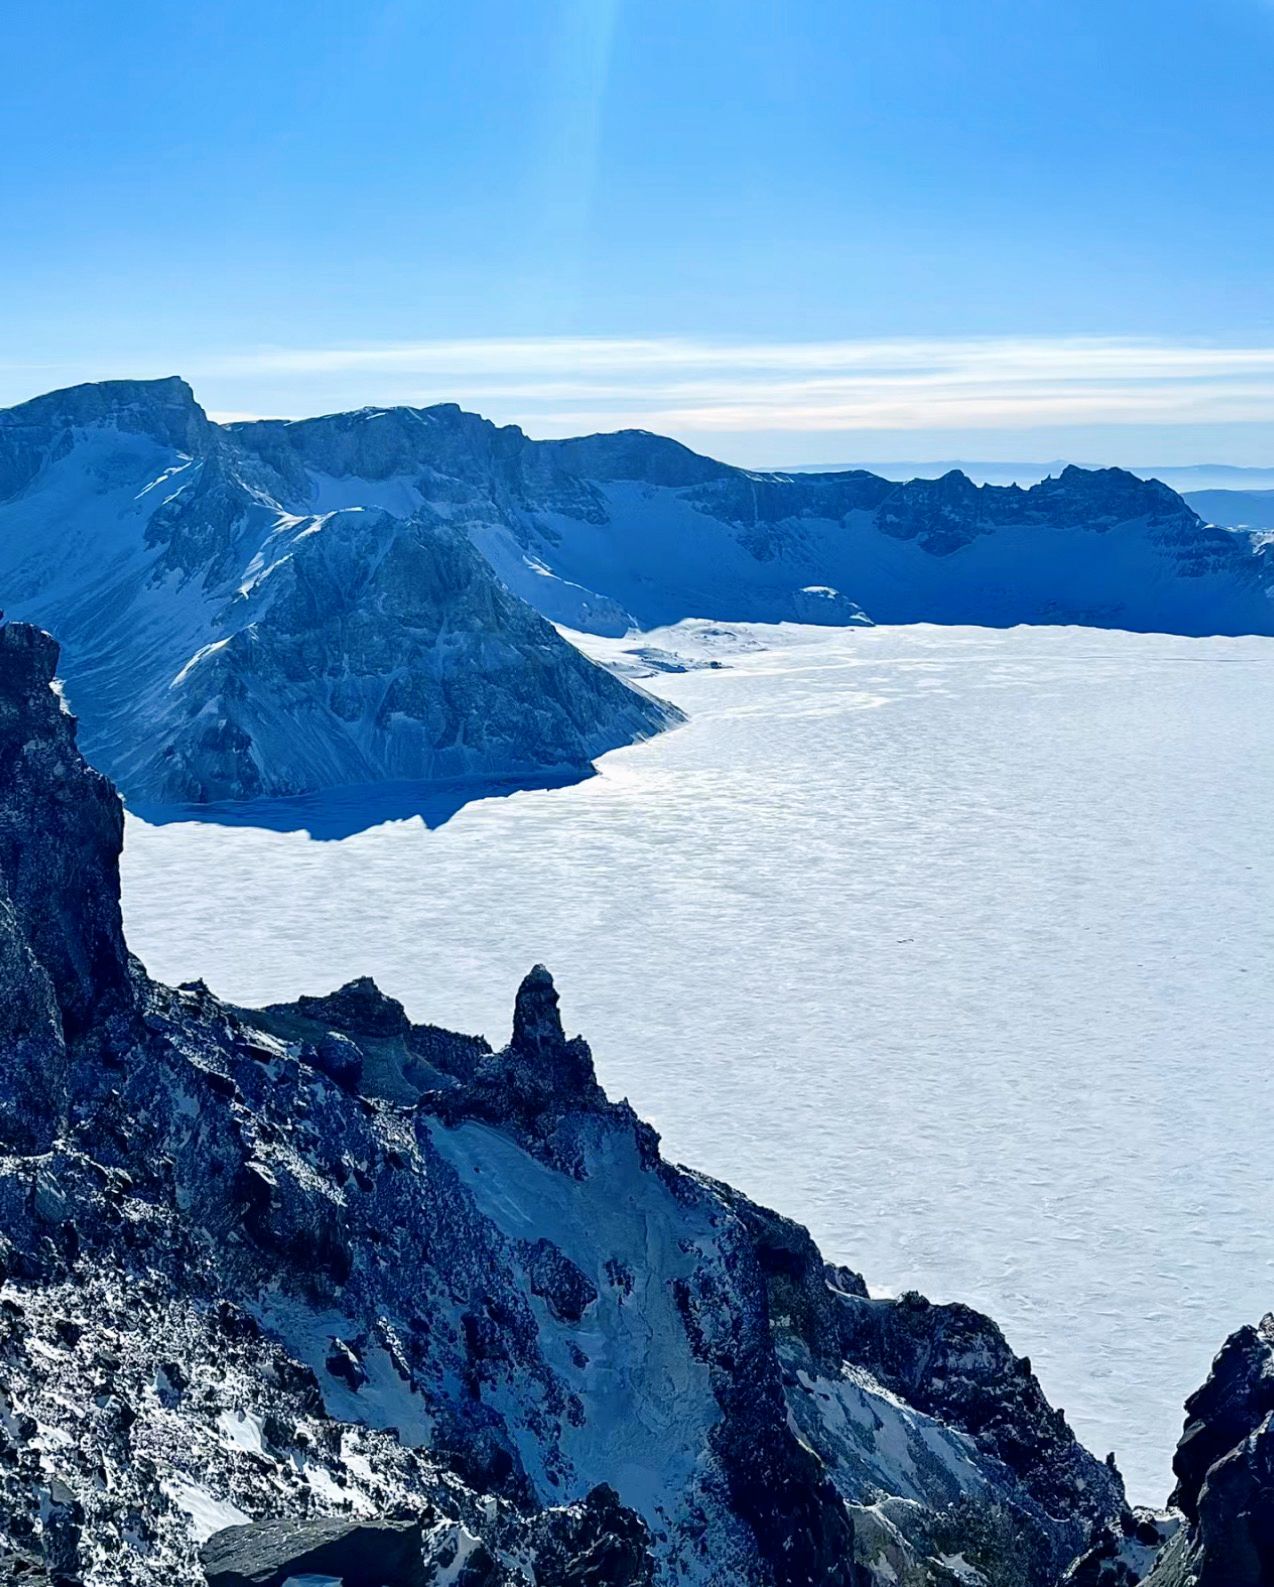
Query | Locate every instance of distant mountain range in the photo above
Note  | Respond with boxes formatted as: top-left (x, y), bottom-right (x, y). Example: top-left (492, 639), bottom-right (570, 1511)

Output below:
top-left (2, 377), bottom-right (1272, 806)
top-left (220, 403), bottom-right (1274, 636)
top-left (1178, 488), bottom-right (1274, 530)
top-left (781, 458), bottom-right (1274, 493)
top-left (780, 458), bottom-right (1274, 529)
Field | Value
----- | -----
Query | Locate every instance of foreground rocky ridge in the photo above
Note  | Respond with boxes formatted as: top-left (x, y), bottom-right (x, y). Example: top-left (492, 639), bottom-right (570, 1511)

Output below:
top-left (0, 621), bottom-right (1260, 1585)
top-left (3, 377), bottom-right (1273, 805)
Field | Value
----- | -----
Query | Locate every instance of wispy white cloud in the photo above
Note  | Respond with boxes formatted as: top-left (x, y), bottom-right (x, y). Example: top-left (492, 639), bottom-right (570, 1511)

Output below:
top-left (195, 334), bottom-right (1274, 435)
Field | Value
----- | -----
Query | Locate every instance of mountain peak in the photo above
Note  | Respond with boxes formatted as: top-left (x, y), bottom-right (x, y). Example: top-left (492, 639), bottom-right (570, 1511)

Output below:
top-left (1040, 462), bottom-right (1189, 515)
top-left (0, 375), bottom-right (210, 451)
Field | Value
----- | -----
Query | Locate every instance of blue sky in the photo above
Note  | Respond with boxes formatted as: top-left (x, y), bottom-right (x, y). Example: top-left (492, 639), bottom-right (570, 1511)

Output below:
top-left (3, 0), bottom-right (1273, 463)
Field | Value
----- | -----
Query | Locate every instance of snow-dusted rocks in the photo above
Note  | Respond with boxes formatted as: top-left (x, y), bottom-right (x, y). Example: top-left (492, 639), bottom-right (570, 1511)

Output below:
top-left (0, 380), bottom-right (677, 806)
top-left (0, 623), bottom-right (1251, 1586)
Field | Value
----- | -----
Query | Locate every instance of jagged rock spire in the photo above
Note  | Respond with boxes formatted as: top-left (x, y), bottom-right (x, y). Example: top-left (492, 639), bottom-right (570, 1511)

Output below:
top-left (1170, 1313), bottom-right (1274, 1522)
top-left (509, 965), bottom-right (597, 1097)
top-left (511, 964), bottom-right (566, 1059)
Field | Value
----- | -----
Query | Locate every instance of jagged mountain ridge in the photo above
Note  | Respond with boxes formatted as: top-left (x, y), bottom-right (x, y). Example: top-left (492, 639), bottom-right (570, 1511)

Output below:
top-left (0, 379), bottom-right (678, 804)
top-left (0, 616), bottom-right (1146, 1587)
top-left (223, 393), bottom-right (1274, 637)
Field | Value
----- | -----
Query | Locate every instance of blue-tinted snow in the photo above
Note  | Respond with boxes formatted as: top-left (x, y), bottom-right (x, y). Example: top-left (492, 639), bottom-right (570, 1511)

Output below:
top-left (120, 621), bottom-right (1274, 1502)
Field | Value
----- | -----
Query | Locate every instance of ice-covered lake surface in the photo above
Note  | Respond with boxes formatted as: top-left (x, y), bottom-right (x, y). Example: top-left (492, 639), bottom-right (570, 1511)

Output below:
top-left (120, 621), bottom-right (1274, 1503)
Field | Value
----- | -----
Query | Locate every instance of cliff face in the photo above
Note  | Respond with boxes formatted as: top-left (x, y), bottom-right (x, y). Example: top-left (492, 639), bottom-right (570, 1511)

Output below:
top-left (0, 624), bottom-right (132, 1152)
top-left (0, 618), bottom-right (1132, 1586)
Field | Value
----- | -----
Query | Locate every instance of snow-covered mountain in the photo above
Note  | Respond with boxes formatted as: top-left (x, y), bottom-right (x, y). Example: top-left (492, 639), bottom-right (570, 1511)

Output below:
top-left (0, 379), bottom-right (677, 804)
top-left (226, 403), bottom-right (1274, 637)
top-left (7, 618), bottom-right (1225, 1587)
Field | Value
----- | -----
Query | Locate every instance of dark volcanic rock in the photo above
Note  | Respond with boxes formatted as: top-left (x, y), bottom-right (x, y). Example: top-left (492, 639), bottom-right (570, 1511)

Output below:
top-left (202, 1515), bottom-right (429, 1586)
top-left (295, 976), bottom-right (411, 1040)
top-left (308, 1030), bottom-right (365, 1090)
top-left (529, 1483), bottom-right (656, 1587)
top-left (1190, 1410), bottom-right (1274, 1585)
top-left (1137, 1315), bottom-right (1274, 1586)
top-left (0, 624), bottom-right (132, 1039)
top-left (522, 1237), bottom-right (598, 1323)
top-left (1171, 1313), bottom-right (1274, 1521)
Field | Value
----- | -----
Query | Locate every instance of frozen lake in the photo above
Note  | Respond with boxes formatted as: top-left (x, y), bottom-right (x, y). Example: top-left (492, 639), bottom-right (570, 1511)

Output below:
top-left (120, 622), bottom-right (1274, 1503)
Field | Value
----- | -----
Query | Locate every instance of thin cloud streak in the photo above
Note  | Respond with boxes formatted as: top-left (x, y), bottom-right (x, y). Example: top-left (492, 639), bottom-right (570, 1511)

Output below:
top-left (192, 335), bottom-right (1274, 434)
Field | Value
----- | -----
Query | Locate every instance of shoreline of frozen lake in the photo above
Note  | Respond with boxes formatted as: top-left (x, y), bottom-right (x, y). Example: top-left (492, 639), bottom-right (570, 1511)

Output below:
top-left (119, 621), bottom-right (1274, 1503)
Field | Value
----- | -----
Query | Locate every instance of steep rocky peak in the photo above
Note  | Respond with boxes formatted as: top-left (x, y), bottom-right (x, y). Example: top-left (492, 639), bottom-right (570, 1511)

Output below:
top-left (0, 623), bottom-right (132, 1041)
top-left (511, 963), bottom-right (568, 1057)
top-left (506, 964), bottom-right (598, 1098)
top-left (0, 375), bottom-right (211, 453)
top-left (1034, 462), bottom-right (1190, 516)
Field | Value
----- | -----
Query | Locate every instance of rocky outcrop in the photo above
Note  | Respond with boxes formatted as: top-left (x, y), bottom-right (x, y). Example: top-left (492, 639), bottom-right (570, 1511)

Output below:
top-left (0, 622), bottom-right (1234, 1587)
top-left (0, 624), bottom-right (132, 1151)
top-left (832, 1289), bottom-right (1124, 1535)
top-left (202, 1516), bottom-right (432, 1587)
top-left (1170, 1314), bottom-right (1274, 1524)
top-left (1129, 1316), bottom-right (1274, 1586)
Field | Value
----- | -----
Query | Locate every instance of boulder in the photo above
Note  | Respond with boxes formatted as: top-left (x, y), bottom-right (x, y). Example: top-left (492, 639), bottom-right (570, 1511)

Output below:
top-left (202, 1515), bottom-right (428, 1587)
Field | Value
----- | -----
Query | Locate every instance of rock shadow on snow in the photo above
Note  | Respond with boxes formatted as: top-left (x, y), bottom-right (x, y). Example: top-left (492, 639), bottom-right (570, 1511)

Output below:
top-left (127, 768), bottom-right (598, 840)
